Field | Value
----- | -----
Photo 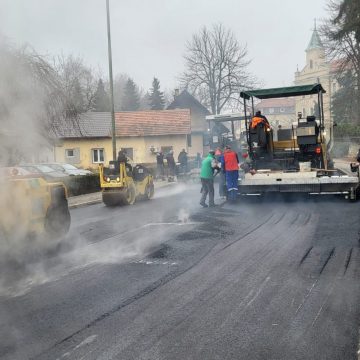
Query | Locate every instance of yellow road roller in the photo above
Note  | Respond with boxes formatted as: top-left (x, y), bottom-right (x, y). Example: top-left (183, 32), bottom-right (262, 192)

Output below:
top-left (0, 170), bottom-right (71, 239)
top-left (99, 160), bottom-right (154, 206)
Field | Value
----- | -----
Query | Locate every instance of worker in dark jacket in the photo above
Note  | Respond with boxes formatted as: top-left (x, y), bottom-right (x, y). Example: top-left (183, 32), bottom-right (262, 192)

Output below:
top-left (199, 150), bottom-right (219, 207)
top-left (222, 145), bottom-right (239, 201)
top-left (166, 150), bottom-right (176, 181)
top-left (156, 151), bottom-right (165, 180)
top-left (178, 149), bottom-right (188, 173)
top-left (250, 110), bottom-right (270, 130)
top-left (117, 149), bottom-right (132, 174)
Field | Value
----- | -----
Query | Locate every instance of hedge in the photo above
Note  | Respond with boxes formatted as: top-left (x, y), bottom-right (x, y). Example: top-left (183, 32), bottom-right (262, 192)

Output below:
top-left (62, 174), bottom-right (100, 197)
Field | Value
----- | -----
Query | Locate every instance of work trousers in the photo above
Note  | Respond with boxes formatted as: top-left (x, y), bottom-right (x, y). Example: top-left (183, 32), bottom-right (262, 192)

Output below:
top-left (218, 172), bottom-right (226, 197)
top-left (156, 164), bottom-right (164, 178)
top-left (200, 178), bottom-right (214, 206)
top-left (225, 170), bottom-right (239, 201)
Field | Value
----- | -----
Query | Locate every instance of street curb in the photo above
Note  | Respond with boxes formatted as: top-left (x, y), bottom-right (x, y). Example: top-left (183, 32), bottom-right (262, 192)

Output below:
top-left (68, 181), bottom-right (179, 209)
top-left (68, 199), bottom-right (102, 209)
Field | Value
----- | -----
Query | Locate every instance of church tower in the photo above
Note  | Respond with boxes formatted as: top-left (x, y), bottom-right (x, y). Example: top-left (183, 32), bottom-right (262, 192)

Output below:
top-left (295, 22), bottom-right (333, 131)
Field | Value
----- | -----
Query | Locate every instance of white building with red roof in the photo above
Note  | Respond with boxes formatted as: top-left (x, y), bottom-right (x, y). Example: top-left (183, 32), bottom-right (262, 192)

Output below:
top-left (54, 109), bottom-right (193, 168)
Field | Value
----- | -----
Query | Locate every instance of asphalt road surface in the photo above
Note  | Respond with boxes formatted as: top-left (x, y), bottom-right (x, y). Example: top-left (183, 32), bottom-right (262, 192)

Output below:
top-left (0, 183), bottom-right (359, 360)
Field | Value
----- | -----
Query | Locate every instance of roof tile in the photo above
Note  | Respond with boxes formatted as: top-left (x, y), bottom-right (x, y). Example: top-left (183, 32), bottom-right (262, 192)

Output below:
top-left (115, 109), bottom-right (191, 137)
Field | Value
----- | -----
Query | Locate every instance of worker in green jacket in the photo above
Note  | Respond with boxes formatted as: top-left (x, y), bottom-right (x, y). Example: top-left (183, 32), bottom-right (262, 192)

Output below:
top-left (200, 150), bottom-right (219, 207)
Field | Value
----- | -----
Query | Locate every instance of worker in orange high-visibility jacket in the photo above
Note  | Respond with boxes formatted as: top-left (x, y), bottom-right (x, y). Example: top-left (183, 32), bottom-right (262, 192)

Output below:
top-left (250, 110), bottom-right (271, 130)
top-left (222, 145), bottom-right (239, 201)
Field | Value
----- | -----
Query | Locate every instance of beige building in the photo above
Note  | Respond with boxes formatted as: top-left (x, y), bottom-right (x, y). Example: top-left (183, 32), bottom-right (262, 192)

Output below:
top-left (294, 25), bottom-right (339, 133)
top-left (255, 98), bottom-right (295, 128)
top-left (54, 110), bottom-right (195, 169)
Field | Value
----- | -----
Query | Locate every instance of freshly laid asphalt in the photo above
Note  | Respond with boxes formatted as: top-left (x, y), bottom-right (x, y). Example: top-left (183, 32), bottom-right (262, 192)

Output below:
top-left (0, 182), bottom-right (359, 360)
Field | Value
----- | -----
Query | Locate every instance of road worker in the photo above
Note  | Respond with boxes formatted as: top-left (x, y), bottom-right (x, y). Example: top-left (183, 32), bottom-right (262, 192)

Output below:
top-left (222, 145), bottom-right (239, 201)
top-left (199, 150), bottom-right (219, 207)
top-left (250, 110), bottom-right (271, 130)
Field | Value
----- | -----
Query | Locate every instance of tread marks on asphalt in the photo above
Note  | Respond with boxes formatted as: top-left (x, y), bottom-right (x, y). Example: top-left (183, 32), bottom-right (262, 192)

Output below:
top-left (299, 246), bottom-right (313, 266)
top-left (298, 246), bottom-right (337, 276)
top-left (302, 213), bottom-right (312, 226)
top-left (290, 213), bottom-right (300, 225)
top-left (344, 248), bottom-right (353, 275)
top-left (34, 209), bottom-right (236, 358)
top-left (273, 211), bottom-right (286, 225)
top-left (33, 240), bottom-right (217, 359)
top-left (219, 213), bottom-right (275, 252)
top-left (319, 247), bottom-right (335, 274)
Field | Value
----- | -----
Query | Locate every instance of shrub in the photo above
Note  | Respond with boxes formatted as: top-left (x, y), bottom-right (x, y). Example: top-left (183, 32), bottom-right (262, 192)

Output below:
top-left (62, 174), bottom-right (100, 197)
top-left (331, 142), bottom-right (350, 158)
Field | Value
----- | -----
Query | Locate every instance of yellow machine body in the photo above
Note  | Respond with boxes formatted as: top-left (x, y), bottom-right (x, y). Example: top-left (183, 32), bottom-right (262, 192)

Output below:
top-left (0, 176), bottom-right (71, 238)
top-left (99, 162), bottom-right (154, 206)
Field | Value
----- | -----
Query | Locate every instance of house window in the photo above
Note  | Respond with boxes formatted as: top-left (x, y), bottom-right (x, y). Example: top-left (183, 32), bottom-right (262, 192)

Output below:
top-left (92, 148), bottom-right (104, 163)
top-left (66, 149), bottom-right (74, 157)
top-left (280, 107), bottom-right (285, 113)
top-left (269, 108), bottom-right (274, 114)
top-left (65, 148), bottom-right (80, 164)
top-left (310, 60), bottom-right (313, 69)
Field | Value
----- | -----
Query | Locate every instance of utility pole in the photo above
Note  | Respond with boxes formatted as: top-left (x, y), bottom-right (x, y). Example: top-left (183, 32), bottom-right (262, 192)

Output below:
top-left (106, 0), bottom-right (116, 161)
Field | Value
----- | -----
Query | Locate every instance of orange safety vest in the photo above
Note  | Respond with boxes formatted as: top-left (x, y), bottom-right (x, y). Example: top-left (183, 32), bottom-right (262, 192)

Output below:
top-left (250, 116), bottom-right (269, 129)
top-left (224, 150), bottom-right (239, 171)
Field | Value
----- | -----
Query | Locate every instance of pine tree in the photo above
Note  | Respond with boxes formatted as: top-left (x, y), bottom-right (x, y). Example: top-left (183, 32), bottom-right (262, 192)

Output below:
top-left (93, 79), bottom-right (110, 112)
top-left (148, 77), bottom-right (165, 110)
top-left (122, 78), bottom-right (140, 111)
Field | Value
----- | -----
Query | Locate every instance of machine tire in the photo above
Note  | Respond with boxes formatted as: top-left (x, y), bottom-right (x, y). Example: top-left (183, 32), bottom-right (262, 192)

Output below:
top-left (44, 201), bottom-right (71, 238)
top-left (145, 182), bottom-right (155, 200)
top-left (122, 183), bottom-right (136, 205)
top-left (103, 192), bottom-right (118, 206)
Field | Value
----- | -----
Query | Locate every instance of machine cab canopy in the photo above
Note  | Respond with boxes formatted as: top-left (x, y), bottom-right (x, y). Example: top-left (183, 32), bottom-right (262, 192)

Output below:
top-left (240, 83), bottom-right (325, 100)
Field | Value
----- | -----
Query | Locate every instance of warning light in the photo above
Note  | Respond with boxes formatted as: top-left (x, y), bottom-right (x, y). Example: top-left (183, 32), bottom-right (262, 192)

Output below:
top-left (315, 147), bottom-right (321, 154)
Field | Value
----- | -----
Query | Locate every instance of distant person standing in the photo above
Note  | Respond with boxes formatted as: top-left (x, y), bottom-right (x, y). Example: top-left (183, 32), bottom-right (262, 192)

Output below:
top-left (223, 145), bottom-right (239, 201)
top-left (199, 150), bottom-right (219, 207)
top-left (117, 148), bottom-right (132, 173)
top-left (178, 149), bottom-right (188, 173)
top-left (117, 149), bottom-right (127, 163)
top-left (357, 148), bottom-right (360, 163)
top-left (166, 150), bottom-right (176, 181)
top-left (195, 152), bottom-right (202, 168)
top-left (156, 151), bottom-right (165, 180)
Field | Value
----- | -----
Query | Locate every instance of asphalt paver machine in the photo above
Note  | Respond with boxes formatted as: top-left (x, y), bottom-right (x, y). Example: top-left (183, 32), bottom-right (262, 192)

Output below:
top-left (99, 160), bottom-right (154, 206)
top-left (238, 83), bottom-right (360, 200)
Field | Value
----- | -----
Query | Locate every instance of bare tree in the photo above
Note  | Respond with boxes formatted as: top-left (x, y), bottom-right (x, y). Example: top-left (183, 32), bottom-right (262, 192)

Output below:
top-left (320, 0), bottom-right (360, 123)
top-left (181, 24), bottom-right (255, 114)
top-left (53, 54), bottom-right (99, 115)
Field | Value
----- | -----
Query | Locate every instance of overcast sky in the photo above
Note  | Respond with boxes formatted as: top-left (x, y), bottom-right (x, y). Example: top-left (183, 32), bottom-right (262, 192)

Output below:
top-left (0, 0), bottom-right (328, 93)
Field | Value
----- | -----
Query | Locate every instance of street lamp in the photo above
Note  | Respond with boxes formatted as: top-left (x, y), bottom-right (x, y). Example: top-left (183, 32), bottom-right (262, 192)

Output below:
top-left (106, 0), bottom-right (116, 161)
